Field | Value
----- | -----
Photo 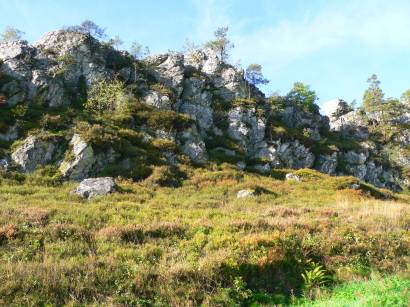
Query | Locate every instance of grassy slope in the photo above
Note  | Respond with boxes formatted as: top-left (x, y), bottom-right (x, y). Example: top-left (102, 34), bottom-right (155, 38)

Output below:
top-left (0, 167), bottom-right (409, 305)
top-left (295, 275), bottom-right (410, 307)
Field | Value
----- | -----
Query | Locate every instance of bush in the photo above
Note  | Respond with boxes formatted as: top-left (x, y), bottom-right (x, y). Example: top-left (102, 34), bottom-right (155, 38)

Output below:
top-left (144, 165), bottom-right (185, 187)
top-left (85, 79), bottom-right (126, 113)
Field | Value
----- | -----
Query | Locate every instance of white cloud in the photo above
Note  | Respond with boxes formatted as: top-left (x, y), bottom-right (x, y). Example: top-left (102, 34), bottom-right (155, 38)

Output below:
top-left (320, 98), bottom-right (340, 116)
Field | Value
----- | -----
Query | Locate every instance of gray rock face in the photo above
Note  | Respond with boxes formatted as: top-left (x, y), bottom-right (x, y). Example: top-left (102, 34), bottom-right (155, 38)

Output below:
top-left (11, 136), bottom-right (56, 173)
top-left (142, 90), bottom-right (172, 110)
top-left (179, 126), bottom-right (208, 164)
top-left (146, 53), bottom-right (185, 95)
top-left (330, 110), bottom-right (369, 140)
top-left (281, 104), bottom-right (328, 140)
top-left (317, 153), bottom-right (338, 175)
top-left (227, 106), bottom-right (266, 155)
top-left (74, 177), bottom-right (117, 199)
top-left (59, 134), bottom-right (95, 180)
top-left (1, 29), bottom-right (408, 191)
top-left (0, 159), bottom-right (9, 171)
top-left (0, 125), bottom-right (18, 142)
top-left (272, 141), bottom-right (315, 169)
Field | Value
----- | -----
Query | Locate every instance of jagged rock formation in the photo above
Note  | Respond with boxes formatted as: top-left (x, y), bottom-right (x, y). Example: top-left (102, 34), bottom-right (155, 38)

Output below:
top-left (0, 29), bottom-right (409, 191)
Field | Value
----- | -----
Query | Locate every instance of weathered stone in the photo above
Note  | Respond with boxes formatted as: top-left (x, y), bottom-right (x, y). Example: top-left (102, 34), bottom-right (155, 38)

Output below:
top-left (236, 189), bottom-right (255, 198)
top-left (143, 90), bottom-right (172, 110)
top-left (179, 127), bottom-right (208, 164)
top-left (286, 173), bottom-right (301, 181)
top-left (11, 135), bottom-right (56, 173)
top-left (317, 152), bottom-right (338, 175)
top-left (74, 177), bottom-right (117, 199)
top-left (59, 134), bottom-right (95, 180)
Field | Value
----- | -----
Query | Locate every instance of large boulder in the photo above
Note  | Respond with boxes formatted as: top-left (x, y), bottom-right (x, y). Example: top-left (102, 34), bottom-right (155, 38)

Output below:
top-left (74, 177), bottom-right (117, 199)
top-left (59, 134), bottom-right (95, 180)
top-left (11, 135), bottom-right (57, 173)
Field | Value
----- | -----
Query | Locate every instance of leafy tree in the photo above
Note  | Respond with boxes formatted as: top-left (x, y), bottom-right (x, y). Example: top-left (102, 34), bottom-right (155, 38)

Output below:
top-left (66, 20), bottom-right (106, 52)
top-left (331, 99), bottom-right (354, 119)
top-left (286, 82), bottom-right (319, 113)
top-left (72, 20), bottom-right (106, 39)
top-left (374, 98), bottom-right (402, 142)
top-left (130, 41), bottom-right (143, 60)
top-left (0, 26), bottom-right (25, 43)
top-left (363, 74), bottom-right (384, 111)
top-left (130, 41), bottom-right (149, 60)
top-left (107, 35), bottom-right (123, 50)
top-left (400, 89), bottom-right (410, 106)
top-left (204, 26), bottom-right (234, 61)
top-left (245, 64), bottom-right (269, 98)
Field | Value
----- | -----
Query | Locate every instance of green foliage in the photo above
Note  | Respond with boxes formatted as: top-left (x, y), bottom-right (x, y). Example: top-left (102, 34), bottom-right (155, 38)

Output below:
top-left (55, 54), bottom-right (75, 75)
top-left (0, 26), bottom-right (25, 43)
top-left (296, 276), bottom-right (410, 307)
top-left (0, 168), bottom-right (408, 305)
top-left (25, 166), bottom-right (64, 187)
top-left (245, 64), bottom-right (269, 97)
top-left (287, 82), bottom-right (319, 113)
top-left (232, 97), bottom-right (258, 108)
top-left (400, 89), bottom-right (410, 105)
top-left (84, 79), bottom-right (126, 113)
top-left (331, 99), bottom-right (354, 118)
top-left (301, 260), bottom-right (332, 298)
top-left (143, 165), bottom-right (186, 187)
top-left (149, 83), bottom-right (174, 98)
top-left (204, 26), bottom-right (234, 61)
top-left (362, 74), bottom-right (384, 112)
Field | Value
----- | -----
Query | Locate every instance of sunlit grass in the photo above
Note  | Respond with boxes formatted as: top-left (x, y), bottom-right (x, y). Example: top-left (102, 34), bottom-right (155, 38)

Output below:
top-left (0, 167), bottom-right (409, 305)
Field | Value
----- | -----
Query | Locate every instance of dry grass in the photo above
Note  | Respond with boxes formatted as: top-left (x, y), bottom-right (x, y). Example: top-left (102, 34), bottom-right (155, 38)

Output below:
top-left (0, 167), bottom-right (408, 305)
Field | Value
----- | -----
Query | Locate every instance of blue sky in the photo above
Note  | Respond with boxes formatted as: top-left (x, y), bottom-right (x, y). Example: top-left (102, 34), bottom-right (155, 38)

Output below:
top-left (1, 0), bottom-right (410, 113)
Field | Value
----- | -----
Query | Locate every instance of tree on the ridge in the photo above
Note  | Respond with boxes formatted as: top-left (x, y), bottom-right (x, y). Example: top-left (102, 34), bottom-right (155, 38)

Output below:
top-left (363, 74), bottom-right (384, 112)
top-left (130, 41), bottom-right (150, 60)
top-left (245, 64), bottom-right (269, 98)
top-left (286, 82), bottom-right (319, 113)
top-left (66, 20), bottom-right (106, 52)
top-left (205, 26), bottom-right (234, 61)
top-left (108, 35), bottom-right (123, 50)
top-left (0, 26), bottom-right (25, 43)
top-left (331, 99), bottom-right (354, 119)
top-left (400, 89), bottom-right (410, 106)
top-left (130, 41), bottom-right (143, 60)
top-left (73, 20), bottom-right (106, 39)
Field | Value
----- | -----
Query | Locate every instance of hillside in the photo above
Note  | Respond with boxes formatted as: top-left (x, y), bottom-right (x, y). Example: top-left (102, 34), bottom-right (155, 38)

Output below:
top-left (1, 29), bottom-right (410, 191)
top-left (0, 28), bottom-right (409, 305)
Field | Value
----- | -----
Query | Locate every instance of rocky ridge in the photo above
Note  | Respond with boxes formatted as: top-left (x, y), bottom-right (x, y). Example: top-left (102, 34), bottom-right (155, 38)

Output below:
top-left (0, 29), bottom-right (409, 191)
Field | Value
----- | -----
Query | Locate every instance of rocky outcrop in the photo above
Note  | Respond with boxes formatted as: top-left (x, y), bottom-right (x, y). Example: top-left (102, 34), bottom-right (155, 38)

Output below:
top-left (1, 28), bottom-right (409, 191)
top-left (59, 134), bottom-right (95, 181)
top-left (74, 177), bottom-right (117, 199)
top-left (11, 135), bottom-right (57, 172)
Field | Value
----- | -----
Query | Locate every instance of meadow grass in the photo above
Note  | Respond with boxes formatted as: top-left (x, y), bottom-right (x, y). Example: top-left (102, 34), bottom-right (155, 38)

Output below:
top-left (0, 167), bottom-right (409, 305)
